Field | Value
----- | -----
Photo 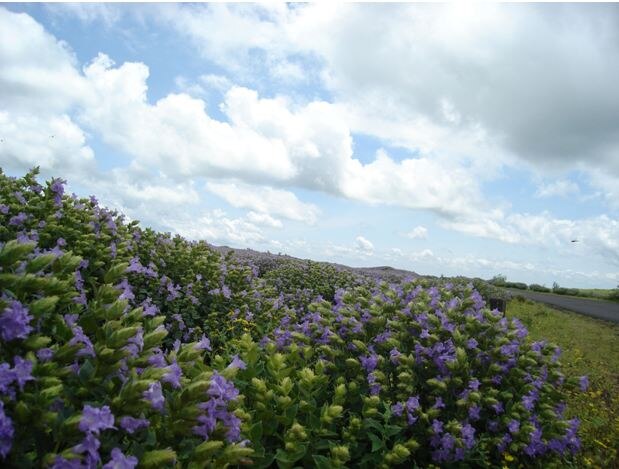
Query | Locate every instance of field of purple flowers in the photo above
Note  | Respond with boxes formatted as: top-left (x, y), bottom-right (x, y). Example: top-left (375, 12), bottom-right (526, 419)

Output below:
top-left (0, 168), bottom-right (589, 468)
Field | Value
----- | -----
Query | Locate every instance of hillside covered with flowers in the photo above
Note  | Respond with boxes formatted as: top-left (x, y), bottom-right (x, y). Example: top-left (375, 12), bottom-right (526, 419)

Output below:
top-left (0, 168), bottom-right (589, 468)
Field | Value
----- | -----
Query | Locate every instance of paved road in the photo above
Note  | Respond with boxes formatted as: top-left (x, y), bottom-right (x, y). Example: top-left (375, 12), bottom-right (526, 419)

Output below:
top-left (507, 289), bottom-right (619, 324)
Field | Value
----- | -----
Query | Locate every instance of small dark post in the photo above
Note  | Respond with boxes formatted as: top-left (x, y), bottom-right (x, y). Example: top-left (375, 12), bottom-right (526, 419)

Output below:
top-left (489, 297), bottom-right (506, 314)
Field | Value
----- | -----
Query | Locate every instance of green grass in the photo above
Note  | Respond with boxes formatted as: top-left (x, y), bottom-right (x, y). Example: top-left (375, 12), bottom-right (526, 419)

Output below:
top-left (506, 287), bottom-right (619, 303)
top-left (507, 298), bottom-right (619, 468)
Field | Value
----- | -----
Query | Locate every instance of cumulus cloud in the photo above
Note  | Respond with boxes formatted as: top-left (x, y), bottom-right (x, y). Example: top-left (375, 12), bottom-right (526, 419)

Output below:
top-left (0, 112), bottom-right (95, 177)
top-left (406, 226), bottom-right (428, 239)
top-left (442, 211), bottom-right (619, 267)
top-left (169, 209), bottom-right (266, 246)
top-left (0, 8), bottom-right (89, 113)
top-left (535, 179), bottom-right (580, 198)
top-left (157, 3), bottom-right (619, 202)
top-left (355, 236), bottom-right (374, 253)
top-left (206, 181), bottom-right (319, 225)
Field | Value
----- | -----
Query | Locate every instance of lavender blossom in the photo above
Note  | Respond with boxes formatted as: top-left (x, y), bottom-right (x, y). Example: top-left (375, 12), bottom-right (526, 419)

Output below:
top-left (195, 334), bottom-right (212, 352)
top-left (0, 401), bottom-right (14, 458)
top-left (12, 356), bottom-right (34, 390)
top-left (103, 448), bottom-right (138, 469)
top-left (227, 355), bottom-right (247, 370)
top-left (162, 361), bottom-right (182, 389)
top-left (119, 416), bottom-right (150, 434)
top-left (143, 381), bottom-right (165, 411)
top-left (0, 301), bottom-right (33, 341)
top-left (79, 405), bottom-right (115, 434)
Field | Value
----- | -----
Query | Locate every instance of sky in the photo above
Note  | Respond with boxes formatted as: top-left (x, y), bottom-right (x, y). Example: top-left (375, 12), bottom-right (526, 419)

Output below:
top-left (1, 3), bottom-right (618, 288)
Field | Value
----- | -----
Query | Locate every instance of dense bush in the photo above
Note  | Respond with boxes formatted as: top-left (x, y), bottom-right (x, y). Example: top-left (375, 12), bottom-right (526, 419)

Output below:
top-left (504, 282), bottom-right (528, 290)
top-left (529, 284), bottom-right (551, 293)
top-left (0, 169), bottom-right (588, 467)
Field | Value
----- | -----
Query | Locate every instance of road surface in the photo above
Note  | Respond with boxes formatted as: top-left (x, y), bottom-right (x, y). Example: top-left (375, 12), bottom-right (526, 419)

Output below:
top-left (507, 289), bottom-right (619, 324)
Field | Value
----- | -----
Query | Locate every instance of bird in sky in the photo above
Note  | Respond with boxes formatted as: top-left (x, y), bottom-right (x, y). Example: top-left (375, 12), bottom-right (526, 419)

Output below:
top-left (571, 239), bottom-right (579, 243)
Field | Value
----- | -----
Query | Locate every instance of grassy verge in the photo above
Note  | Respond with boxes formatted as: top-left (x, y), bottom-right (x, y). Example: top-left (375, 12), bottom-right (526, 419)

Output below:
top-left (507, 298), bottom-right (619, 468)
top-left (506, 288), bottom-right (619, 303)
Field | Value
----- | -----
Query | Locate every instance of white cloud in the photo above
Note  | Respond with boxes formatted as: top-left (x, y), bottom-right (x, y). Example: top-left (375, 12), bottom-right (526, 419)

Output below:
top-left (169, 209), bottom-right (265, 246)
top-left (206, 181), bottom-right (319, 225)
top-left (0, 112), bottom-right (95, 177)
top-left (45, 3), bottom-right (122, 28)
top-left (0, 8), bottom-right (89, 114)
top-left (535, 179), bottom-right (580, 198)
top-left (157, 3), bottom-right (619, 205)
top-left (246, 211), bottom-right (283, 229)
top-left (355, 236), bottom-right (374, 253)
top-left (442, 211), bottom-right (619, 266)
top-left (406, 226), bottom-right (428, 239)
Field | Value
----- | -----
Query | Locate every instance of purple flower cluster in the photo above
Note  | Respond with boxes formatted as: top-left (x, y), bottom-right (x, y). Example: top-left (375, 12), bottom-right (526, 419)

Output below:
top-left (0, 301), bottom-right (33, 341)
top-left (119, 416), bottom-right (149, 434)
top-left (193, 372), bottom-right (242, 443)
top-left (50, 178), bottom-right (66, 206)
top-left (79, 405), bottom-right (116, 435)
top-left (103, 448), bottom-right (138, 469)
top-left (143, 381), bottom-right (165, 411)
top-left (0, 356), bottom-right (34, 398)
top-left (0, 401), bottom-right (14, 459)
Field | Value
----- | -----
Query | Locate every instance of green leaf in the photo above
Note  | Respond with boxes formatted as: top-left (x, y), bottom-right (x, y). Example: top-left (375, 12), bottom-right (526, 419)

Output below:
top-left (78, 359), bottom-right (95, 382)
top-left (384, 424), bottom-right (402, 438)
top-left (139, 449), bottom-right (177, 468)
top-left (312, 454), bottom-right (332, 469)
top-left (368, 433), bottom-right (384, 452)
top-left (250, 421), bottom-right (263, 441)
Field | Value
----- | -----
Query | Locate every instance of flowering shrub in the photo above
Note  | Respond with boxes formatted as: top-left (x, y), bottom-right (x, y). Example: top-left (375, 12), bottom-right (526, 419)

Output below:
top-left (0, 168), bottom-right (588, 467)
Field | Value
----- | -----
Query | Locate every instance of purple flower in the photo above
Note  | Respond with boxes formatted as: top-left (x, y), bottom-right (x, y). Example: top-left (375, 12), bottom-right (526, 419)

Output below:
top-left (420, 329), bottom-right (431, 339)
top-left (389, 347), bottom-right (402, 364)
top-left (391, 402), bottom-right (404, 417)
top-left (0, 204), bottom-right (8, 215)
top-left (0, 363), bottom-right (14, 395)
top-left (141, 298), bottom-right (158, 317)
top-left (195, 334), bottom-right (212, 352)
top-left (491, 401), bottom-right (504, 414)
top-left (431, 419), bottom-right (443, 434)
top-left (51, 456), bottom-right (83, 468)
top-left (227, 355), bottom-right (246, 370)
top-left (69, 325), bottom-right (95, 358)
top-left (468, 405), bottom-right (480, 420)
top-left (360, 354), bottom-right (379, 373)
top-left (468, 378), bottom-right (480, 391)
top-left (119, 416), bottom-right (150, 434)
top-left (143, 382), bottom-right (165, 411)
top-left (162, 361), bottom-right (182, 389)
top-left (208, 372), bottom-right (239, 402)
top-left (373, 331), bottom-right (391, 344)
top-left (193, 412), bottom-right (217, 439)
top-left (79, 405), bottom-right (115, 434)
top-left (508, 420), bottom-right (520, 434)
top-left (116, 278), bottom-right (134, 301)
top-left (73, 433), bottom-right (100, 466)
top-left (124, 328), bottom-right (144, 358)
top-left (12, 356), bottom-right (34, 390)
top-left (0, 401), bottom-right (14, 458)
top-left (103, 448), bottom-right (138, 469)
top-left (466, 338), bottom-right (478, 349)
top-left (147, 349), bottom-right (167, 368)
top-left (0, 301), bottom-right (33, 341)
top-left (50, 178), bottom-right (66, 206)
top-left (433, 397), bottom-right (445, 409)
top-left (8, 212), bottom-right (28, 226)
top-left (579, 375), bottom-right (589, 392)
top-left (522, 390), bottom-right (538, 411)
top-left (461, 423), bottom-right (475, 449)
top-left (64, 314), bottom-right (79, 327)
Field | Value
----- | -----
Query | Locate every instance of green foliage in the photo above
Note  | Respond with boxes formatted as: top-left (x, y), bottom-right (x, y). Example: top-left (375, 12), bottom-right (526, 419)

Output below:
top-left (0, 168), bottom-right (597, 467)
